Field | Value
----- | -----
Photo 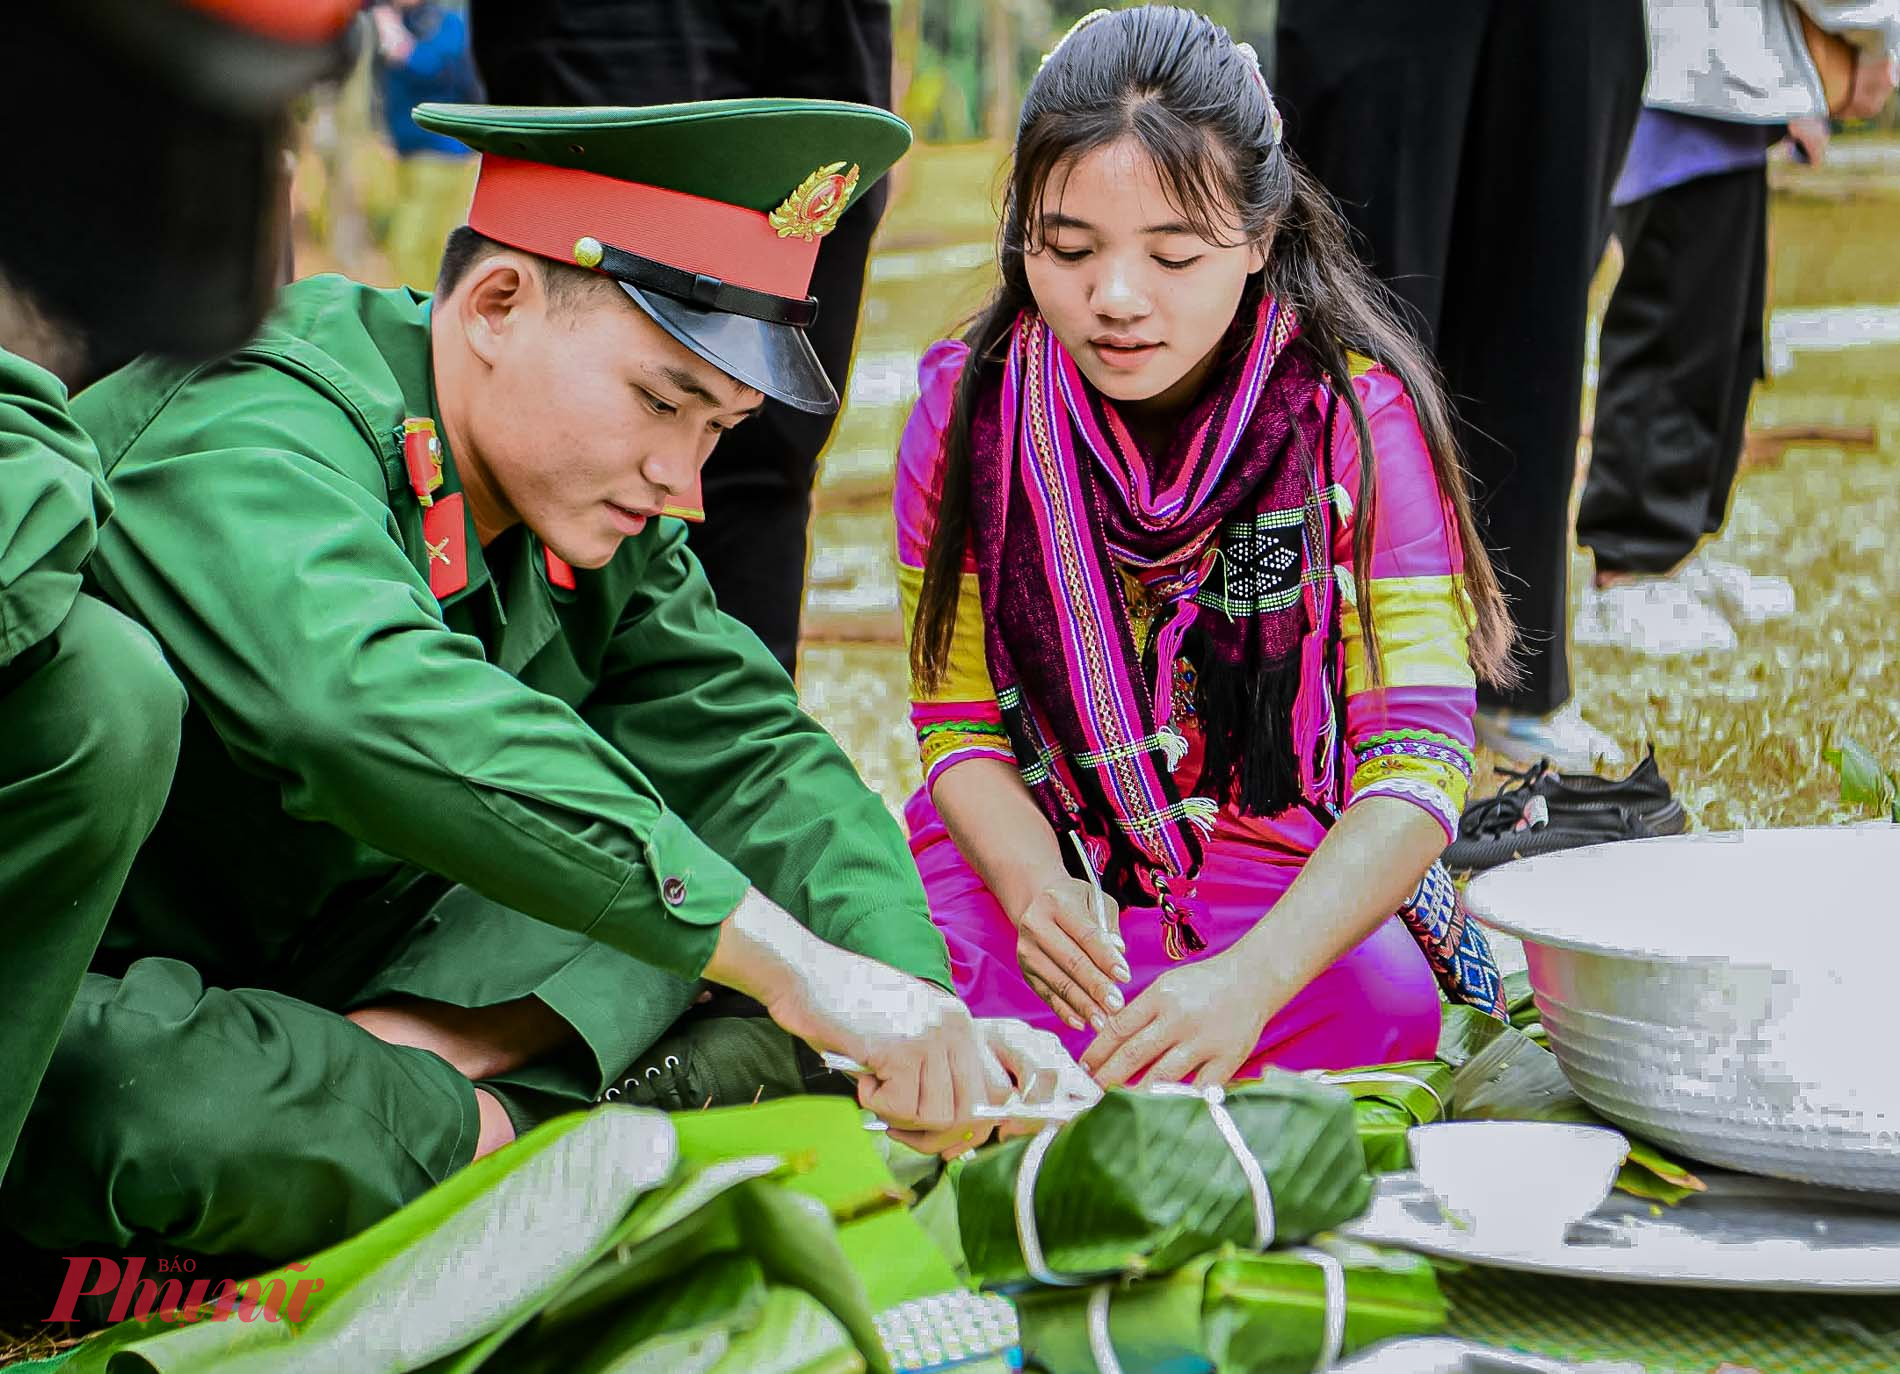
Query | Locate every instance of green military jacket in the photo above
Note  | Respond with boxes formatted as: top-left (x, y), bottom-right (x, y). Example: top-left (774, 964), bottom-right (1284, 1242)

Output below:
top-left (0, 348), bottom-right (106, 667)
top-left (73, 275), bottom-right (950, 988)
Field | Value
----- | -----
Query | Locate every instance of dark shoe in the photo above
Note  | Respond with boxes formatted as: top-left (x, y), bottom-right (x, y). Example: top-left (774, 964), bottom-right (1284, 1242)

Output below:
top-left (1443, 746), bottom-right (1687, 873)
top-left (600, 1009), bottom-right (853, 1112)
top-left (1522, 745), bottom-right (1686, 830)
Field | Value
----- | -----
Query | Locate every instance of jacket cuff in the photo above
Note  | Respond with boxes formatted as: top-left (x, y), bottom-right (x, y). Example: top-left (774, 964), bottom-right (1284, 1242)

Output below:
top-left (584, 810), bottom-right (751, 978)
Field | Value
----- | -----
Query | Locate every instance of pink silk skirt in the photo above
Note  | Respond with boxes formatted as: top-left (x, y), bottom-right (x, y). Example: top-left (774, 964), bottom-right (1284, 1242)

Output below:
top-left (905, 791), bottom-right (1442, 1077)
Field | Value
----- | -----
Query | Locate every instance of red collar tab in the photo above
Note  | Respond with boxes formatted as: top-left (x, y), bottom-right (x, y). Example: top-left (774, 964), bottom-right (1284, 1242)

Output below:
top-left (422, 494), bottom-right (469, 600)
top-left (402, 418), bottom-right (444, 508)
top-left (544, 548), bottom-right (577, 590)
top-left (468, 155), bottom-right (821, 302)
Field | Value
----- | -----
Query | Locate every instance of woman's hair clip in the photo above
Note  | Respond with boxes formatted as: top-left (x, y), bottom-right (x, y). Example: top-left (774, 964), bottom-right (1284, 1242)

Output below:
top-left (1233, 40), bottom-right (1284, 148)
top-left (1039, 7), bottom-right (1111, 71)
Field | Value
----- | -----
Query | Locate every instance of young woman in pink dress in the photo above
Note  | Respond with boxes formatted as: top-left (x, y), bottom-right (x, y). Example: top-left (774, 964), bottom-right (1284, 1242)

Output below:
top-left (894, 5), bottom-right (1520, 1091)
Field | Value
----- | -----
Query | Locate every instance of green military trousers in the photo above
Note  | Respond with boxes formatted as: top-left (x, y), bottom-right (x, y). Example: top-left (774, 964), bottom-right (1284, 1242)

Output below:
top-left (0, 594), bottom-right (182, 1179)
top-left (1, 878), bottom-right (704, 1262)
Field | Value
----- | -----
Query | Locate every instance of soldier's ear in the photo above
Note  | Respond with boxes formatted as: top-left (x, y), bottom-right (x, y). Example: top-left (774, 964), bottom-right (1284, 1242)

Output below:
top-left (456, 252), bottom-right (540, 366)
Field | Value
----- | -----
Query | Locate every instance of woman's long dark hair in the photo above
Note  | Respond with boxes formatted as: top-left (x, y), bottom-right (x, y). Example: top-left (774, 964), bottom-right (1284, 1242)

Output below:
top-left (912, 4), bottom-right (1517, 696)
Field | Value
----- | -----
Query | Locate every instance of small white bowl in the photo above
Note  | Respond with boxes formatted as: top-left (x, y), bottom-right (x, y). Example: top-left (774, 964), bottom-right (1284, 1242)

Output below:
top-left (1407, 1122), bottom-right (1628, 1251)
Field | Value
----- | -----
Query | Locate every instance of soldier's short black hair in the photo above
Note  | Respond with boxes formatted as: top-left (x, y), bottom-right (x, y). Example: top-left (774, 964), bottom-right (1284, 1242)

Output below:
top-left (434, 226), bottom-right (617, 313)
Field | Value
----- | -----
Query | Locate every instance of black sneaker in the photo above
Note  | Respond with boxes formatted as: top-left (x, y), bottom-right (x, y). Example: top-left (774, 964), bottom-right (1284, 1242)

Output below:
top-left (1443, 746), bottom-right (1687, 873)
top-left (600, 1003), bottom-right (854, 1112)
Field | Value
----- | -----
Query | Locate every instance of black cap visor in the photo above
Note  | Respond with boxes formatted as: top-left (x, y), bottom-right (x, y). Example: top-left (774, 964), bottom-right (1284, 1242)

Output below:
top-left (616, 281), bottom-right (838, 416)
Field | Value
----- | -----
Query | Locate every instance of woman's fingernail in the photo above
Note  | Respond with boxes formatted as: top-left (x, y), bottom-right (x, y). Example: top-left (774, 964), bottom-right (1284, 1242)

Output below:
top-left (1090, 1012), bottom-right (1106, 1031)
top-left (1112, 935), bottom-right (1127, 952)
top-left (1113, 964), bottom-right (1131, 982)
top-left (1106, 990), bottom-right (1124, 1011)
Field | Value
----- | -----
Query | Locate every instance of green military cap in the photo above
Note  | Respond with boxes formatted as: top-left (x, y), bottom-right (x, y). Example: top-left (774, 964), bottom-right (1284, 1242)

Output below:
top-left (412, 100), bottom-right (912, 415)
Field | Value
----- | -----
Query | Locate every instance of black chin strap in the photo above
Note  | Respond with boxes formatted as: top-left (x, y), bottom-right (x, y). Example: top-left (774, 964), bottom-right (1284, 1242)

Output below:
top-left (595, 242), bottom-right (819, 328)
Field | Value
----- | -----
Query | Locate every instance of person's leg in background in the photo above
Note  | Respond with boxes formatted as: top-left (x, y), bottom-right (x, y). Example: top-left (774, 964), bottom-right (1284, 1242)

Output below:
top-left (1271, 0), bottom-right (1489, 348)
top-left (1276, 0), bottom-right (1647, 769)
top-left (1427, 0), bottom-right (1649, 768)
top-left (1575, 166), bottom-right (1778, 654)
top-left (469, 0), bottom-right (894, 678)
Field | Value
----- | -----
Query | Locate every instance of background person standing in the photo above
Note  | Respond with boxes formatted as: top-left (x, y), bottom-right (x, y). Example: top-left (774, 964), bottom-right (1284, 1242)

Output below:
top-left (468, 0), bottom-right (895, 680)
top-left (370, 0), bottom-right (483, 292)
top-left (1576, 0), bottom-right (1900, 655)
top-left (1273, 0), bottom-right (1650, 771)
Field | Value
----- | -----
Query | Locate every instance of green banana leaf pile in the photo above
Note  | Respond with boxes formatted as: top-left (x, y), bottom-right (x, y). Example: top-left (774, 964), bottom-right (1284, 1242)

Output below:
top-left (1014, 1239), bottom-right (1447, 1374)
top-left (955, 1072), bottom-right (1373, 1288)
top-left (53, 1098), bottom-right (965, 1374)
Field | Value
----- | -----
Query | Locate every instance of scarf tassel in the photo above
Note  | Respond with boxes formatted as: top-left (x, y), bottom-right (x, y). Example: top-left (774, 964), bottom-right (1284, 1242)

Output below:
top-left (1155, 875), bottom-right (1208, 961)
top-left (1291, 626), bottom-right (1337, 800)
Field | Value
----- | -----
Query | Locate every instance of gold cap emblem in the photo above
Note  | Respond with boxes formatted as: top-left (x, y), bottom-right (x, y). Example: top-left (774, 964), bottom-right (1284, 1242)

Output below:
top-left (768, 162), bottom-right (860, 241)
top-left (572, 236), bottom-right (604, 269)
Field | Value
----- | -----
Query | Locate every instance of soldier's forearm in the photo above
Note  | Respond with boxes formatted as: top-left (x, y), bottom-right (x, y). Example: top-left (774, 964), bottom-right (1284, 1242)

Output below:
top-left (702, 886), bottom-right (825, 1009)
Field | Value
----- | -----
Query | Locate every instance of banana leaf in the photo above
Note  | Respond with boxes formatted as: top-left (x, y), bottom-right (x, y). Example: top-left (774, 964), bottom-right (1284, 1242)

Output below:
top-left (489, 1248), bottom-right (865, 1374)
top-left (673, 1097), bottom-right (963, 1311)
top-left (496, 1096), bottom-right (964, 1373)
top-left (1435, 1004), bottom-right (1511, 1070)
top-left (907, 1167), bottom-right (968, 1282)
top-left (1502, 971), bottom-right (1538, 1030)
top-left (460, 1165), bottom-right (883, 1372)
top-left (62, 1107), bottom-right (680, 1374)
top-left (1449, 1017), bottom-right (1705, 1206)
top-left (671, 1097), bottom-right (911, 1226)
top-left (957, 1073), bottom-right (1370, 1288)
top-left (490, 1097), bottom-right (955, 1374)
top-left (688, 1286), bottom-right (863, 1374)
top-left (489, 1253), bottom-right (772, 1374)
top-left (1015, 1238), bottom-right (1446, 1374)
top-left (1311, 1062), bottom-right (1453, 1174)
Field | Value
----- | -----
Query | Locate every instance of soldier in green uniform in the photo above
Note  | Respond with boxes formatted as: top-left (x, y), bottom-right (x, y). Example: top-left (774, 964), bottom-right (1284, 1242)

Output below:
top-left (3, 101), bottom-right (1077, 1265)
top-left (0, 351), bottom-right (184, 1186)
top-left (0, 2), bottom-right (357, 1184)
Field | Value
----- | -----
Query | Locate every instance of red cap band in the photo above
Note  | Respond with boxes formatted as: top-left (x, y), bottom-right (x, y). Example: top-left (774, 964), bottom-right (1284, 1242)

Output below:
top-left (468, 155), bottom-right (820, 301)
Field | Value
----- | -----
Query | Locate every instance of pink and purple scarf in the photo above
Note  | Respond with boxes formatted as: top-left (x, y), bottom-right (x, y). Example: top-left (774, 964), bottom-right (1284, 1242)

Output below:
top-left (969, 295), bottom-right (1340, 953)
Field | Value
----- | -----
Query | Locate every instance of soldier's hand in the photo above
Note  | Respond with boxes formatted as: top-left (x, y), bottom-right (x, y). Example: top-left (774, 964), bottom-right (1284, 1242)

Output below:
top-left (794, 948), bottom-right (1012, 1152)
top-left (707, 888), bottom-right (1013, 1150)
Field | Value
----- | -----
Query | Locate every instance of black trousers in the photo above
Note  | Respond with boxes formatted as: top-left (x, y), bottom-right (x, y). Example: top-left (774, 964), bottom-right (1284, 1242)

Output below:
top-left (1579, 168), bottom-right (1768, 575)
top-left (1273, 0), bottom-right (1648, 713)
top-left (470, 0), bottom-right (893, 678)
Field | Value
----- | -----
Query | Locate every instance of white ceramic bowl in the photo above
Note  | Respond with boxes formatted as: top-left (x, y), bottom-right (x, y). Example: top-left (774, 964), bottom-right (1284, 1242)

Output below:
top-left (1407, 1122), bottom-right (1628, 1251)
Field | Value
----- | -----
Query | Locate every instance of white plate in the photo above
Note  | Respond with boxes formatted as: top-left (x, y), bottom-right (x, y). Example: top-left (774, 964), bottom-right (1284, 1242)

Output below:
top-left (1339, 1170), bottom-right (1900, 1293)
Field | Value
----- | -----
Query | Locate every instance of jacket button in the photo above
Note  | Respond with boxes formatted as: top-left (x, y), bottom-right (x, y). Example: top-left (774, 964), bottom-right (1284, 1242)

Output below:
top-left (661, 876), bottom-right (688, 907)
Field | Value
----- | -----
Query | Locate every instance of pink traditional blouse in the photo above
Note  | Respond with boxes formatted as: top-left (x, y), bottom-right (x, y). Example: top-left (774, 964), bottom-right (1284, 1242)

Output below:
top-left (896, 338), bottom-right (1478, 848)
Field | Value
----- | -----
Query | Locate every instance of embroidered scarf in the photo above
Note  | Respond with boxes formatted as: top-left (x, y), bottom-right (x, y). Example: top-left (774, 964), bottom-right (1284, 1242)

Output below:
top-left (969, 296), bottom-right (1341, 954)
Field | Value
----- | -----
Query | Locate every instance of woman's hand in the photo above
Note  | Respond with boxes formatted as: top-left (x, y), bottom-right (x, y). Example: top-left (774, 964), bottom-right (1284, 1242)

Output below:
top-left (1081, 947), bottom-right (1288, 1089)
top-left (1013, 878), bottom-right (1129, 1032)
